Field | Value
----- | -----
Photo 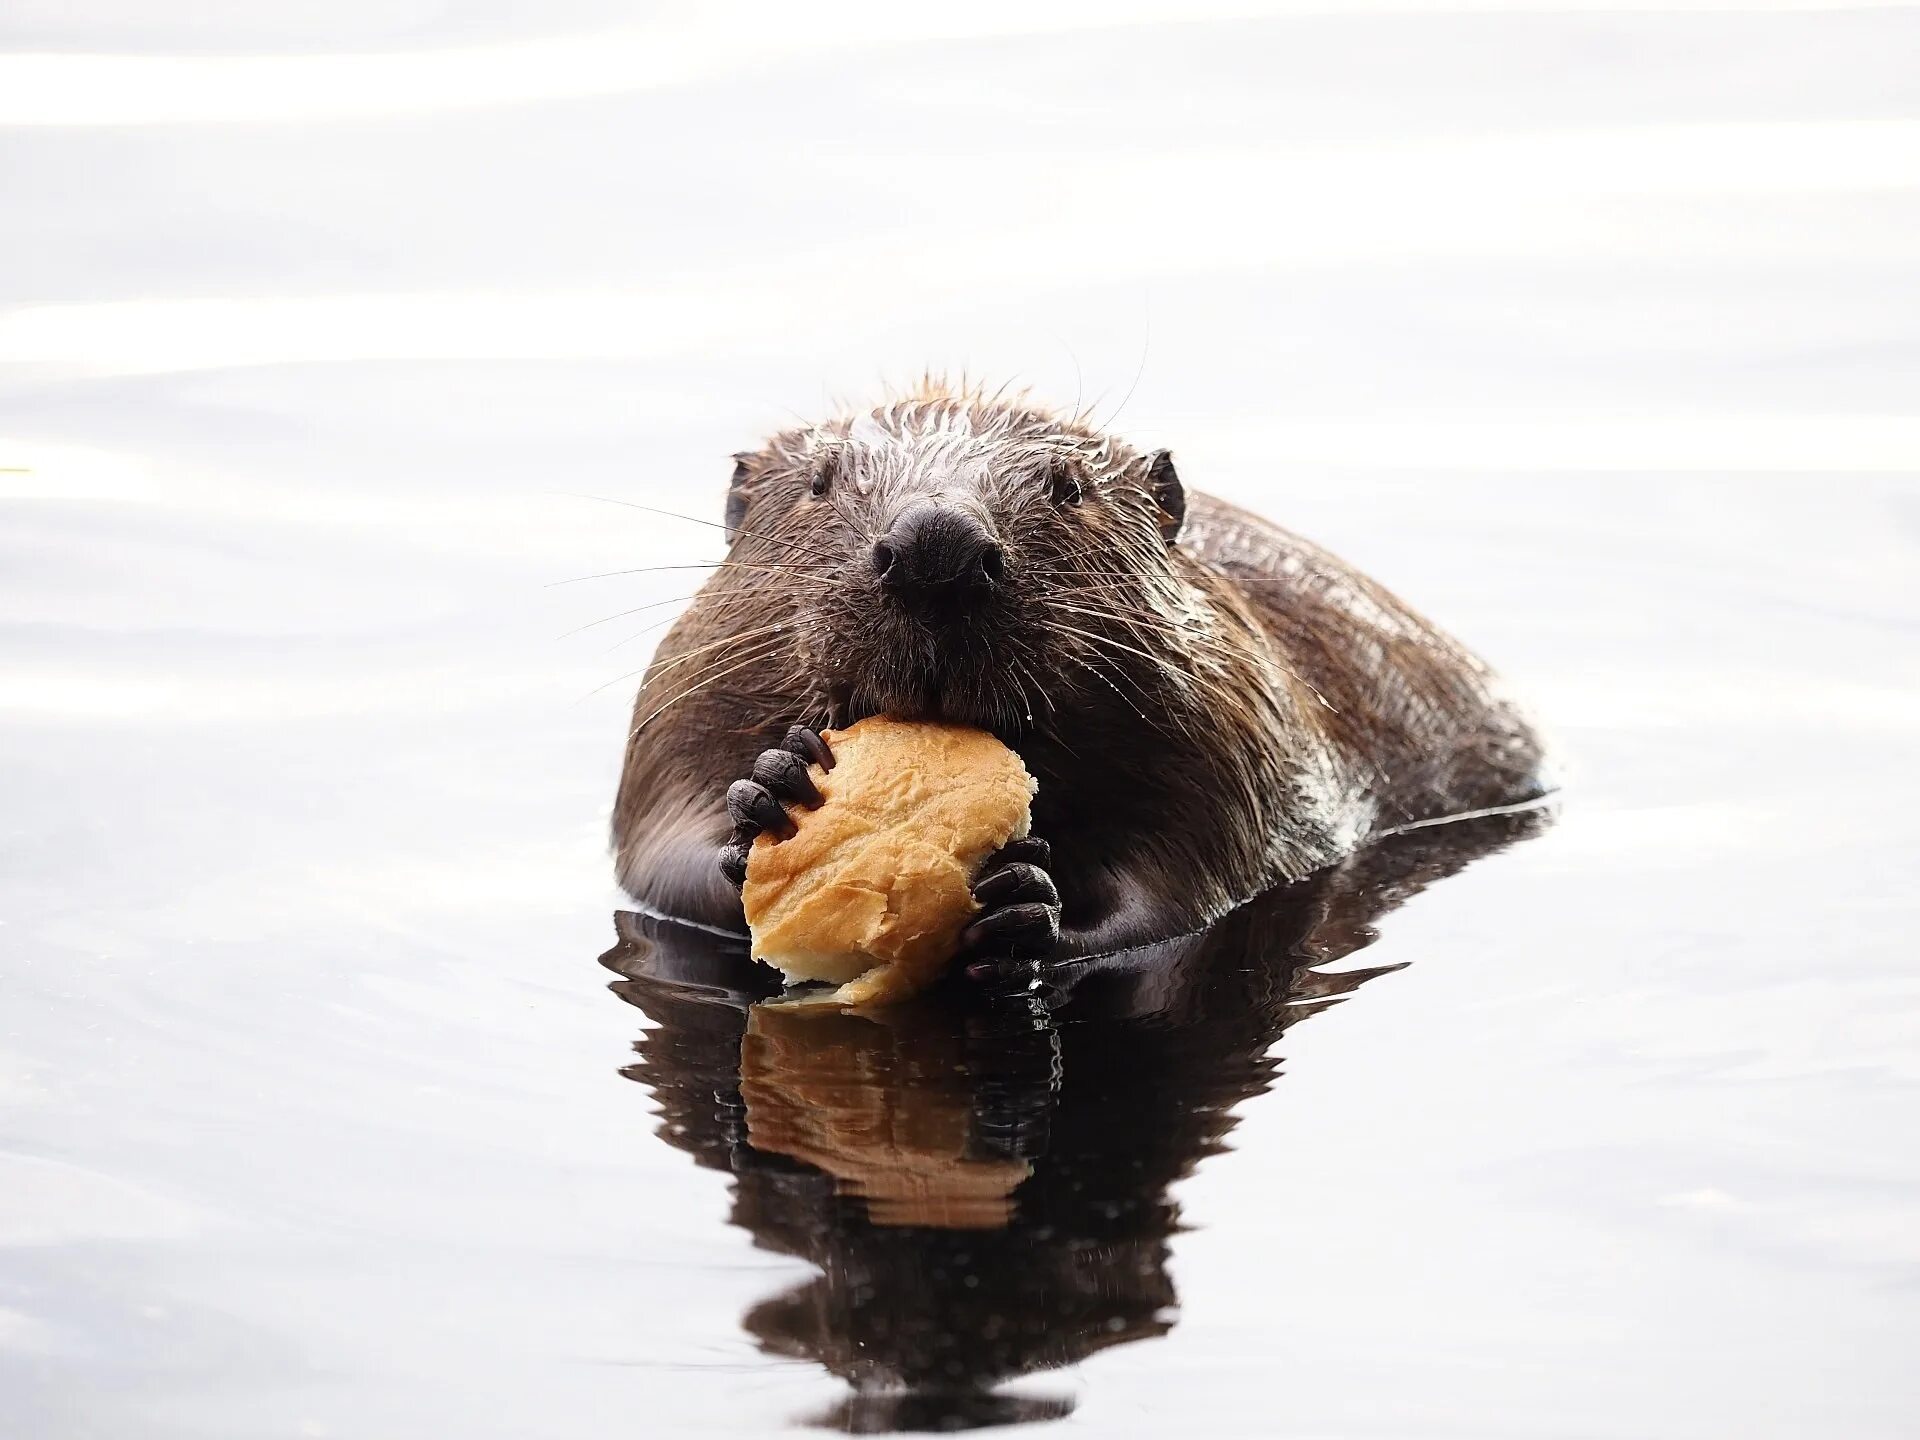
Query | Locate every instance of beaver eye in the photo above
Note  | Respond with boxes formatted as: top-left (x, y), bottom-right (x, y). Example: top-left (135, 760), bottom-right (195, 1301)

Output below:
top-left (1048, 461), bottom-right (1083, 507)
top-left (809, 461), bottom-right (832, 498)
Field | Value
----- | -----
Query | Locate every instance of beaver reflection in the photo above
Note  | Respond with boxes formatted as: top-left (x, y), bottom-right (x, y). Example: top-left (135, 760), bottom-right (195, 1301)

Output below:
top-left (601, 810), bottom-right (1546, 1432)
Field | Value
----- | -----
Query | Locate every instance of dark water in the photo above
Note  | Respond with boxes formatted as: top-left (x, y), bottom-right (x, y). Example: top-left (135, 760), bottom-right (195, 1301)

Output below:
top-left (6, 5), bottom-right (1920, 1436)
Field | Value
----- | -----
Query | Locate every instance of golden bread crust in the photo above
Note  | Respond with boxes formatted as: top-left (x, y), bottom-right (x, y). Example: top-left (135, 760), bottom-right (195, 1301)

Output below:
top-left (742, 717), bottom-right (1035, 1004)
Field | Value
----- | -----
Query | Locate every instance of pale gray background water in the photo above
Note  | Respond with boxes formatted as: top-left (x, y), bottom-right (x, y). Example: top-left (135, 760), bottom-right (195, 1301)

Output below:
top-left (4, 4), bottom-right (1918, 1436)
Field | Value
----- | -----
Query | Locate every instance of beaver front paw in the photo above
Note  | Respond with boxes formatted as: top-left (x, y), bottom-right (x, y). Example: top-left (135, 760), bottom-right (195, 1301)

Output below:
top-left (961, 836), bottom-right (1062, 986)
top-left (716, 725), bottom-right (834, 889)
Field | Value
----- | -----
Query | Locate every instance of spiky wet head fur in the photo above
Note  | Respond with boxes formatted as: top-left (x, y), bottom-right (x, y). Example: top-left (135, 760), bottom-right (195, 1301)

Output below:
top-left (712, 378), bottom-right (1204, 739)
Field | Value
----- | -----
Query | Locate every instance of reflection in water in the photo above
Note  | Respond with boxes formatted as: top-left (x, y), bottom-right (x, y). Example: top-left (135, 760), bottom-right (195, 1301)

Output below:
top-left (600, 810), bottom-right (1547, 1431)
top-left (739, 1004), bottom-right (1037, 1230)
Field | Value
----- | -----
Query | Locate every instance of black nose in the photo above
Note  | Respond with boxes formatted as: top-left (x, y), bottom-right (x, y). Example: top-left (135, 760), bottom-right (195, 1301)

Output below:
top-left (872, 504), bottom-right (1005, 606)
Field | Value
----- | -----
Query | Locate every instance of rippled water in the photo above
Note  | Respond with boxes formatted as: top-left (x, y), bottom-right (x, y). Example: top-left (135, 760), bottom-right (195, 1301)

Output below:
top-left (6, 5), bottom-right (1920, 1437)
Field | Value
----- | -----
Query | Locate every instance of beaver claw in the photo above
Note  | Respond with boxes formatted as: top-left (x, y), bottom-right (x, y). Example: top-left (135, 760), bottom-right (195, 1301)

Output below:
top-left (962, 836), bottom-right (1062, 984)
top-left (717, 725), bottom-right (833, 890)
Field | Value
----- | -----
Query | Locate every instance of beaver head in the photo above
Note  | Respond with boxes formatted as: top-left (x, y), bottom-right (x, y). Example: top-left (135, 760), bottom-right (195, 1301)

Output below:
top-left (719, 383), bottom-right (1188, 736)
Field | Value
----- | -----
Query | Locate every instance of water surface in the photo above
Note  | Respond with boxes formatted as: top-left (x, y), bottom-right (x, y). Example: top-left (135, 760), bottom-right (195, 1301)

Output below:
top-left (5, 5), bottom-right (1919, 1436)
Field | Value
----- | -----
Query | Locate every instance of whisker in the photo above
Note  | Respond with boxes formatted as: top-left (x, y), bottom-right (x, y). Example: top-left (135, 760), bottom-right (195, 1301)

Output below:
top-left (1015, 651), bottom-right (1053, 716)
top-left (557, 591), bottom-right (701, 639)
top-left (603, 596), bottom-right (797, 654)
top-left (1042, 601), bottom-right (1200, 651)
top-left (562, 581), bottom-right (797, 642)
top-left (1038, 577), bottom-right (1153, 601)
top-left (597, 637), bottom-right (792, 717)
top-left (631, 619), bottom-right (794, 681)
top-left (1052, 579), bottom-right (1336, 714)
top-left (586, 622), bottom-right (791, 700)
top-left (558, 493), bottom-right (840, 563)
top-left (1103, 301), bottom-right (1151, 429)
top-left (1056, 590), bottom-right (1332, 699)
top-left (1001, 653), bottom-right (1036, 728)
top-left (1022, 569), bottom-right (1186, 580)
top-left (1039, 612), bottom-right (1242, 719)
top-left (1047, 597), bottom-right (1334, 715)
top-left (1041, 595), bottom-right (1243, 652)
top-left (1064, 654), bottom-right (1153, 726)
top-left (629, 642), bottom-right (797, 734)
top-left (546, 560), bottom-right (834, 587)
top-left (603, 610), bottom-right (699, 653)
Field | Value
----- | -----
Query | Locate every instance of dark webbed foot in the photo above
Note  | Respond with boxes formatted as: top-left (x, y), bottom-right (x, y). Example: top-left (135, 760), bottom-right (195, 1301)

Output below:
top-left (962, 836), bottom-right (1063, 987)
top-left (717, 725), bottom-right (833, 888)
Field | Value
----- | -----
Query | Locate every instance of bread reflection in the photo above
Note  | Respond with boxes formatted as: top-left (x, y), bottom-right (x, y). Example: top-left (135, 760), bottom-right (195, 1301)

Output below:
top-left (603, 807), bottom-right (1547, 1430)
top-left (740, 1003), bottom-right (1033, 1229)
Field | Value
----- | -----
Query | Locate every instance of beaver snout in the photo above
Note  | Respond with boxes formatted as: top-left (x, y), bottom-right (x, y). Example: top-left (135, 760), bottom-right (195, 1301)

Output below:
top-left (871, 502), bottom-right (1005, 611)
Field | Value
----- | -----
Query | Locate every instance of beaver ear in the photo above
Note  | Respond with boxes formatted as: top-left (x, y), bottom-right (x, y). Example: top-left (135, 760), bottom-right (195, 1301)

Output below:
top-left (724, 452), bottom-right (755, 538)
top-left (1148, 449), bottom-right (1185, 544)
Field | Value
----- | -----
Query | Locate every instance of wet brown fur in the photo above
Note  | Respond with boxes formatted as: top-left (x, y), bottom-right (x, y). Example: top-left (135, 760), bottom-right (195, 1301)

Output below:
top-left (612, 379), bottom-right (1545, 954)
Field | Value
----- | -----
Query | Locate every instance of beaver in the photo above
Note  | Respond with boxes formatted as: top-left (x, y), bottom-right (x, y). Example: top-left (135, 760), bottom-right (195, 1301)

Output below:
top-left (611, 380), bottom-right (1546, 975)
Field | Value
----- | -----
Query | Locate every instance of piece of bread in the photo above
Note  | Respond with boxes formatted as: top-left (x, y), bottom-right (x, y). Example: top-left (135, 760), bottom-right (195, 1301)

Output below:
top-left (742, 716), bottom-right (1036, 1005)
